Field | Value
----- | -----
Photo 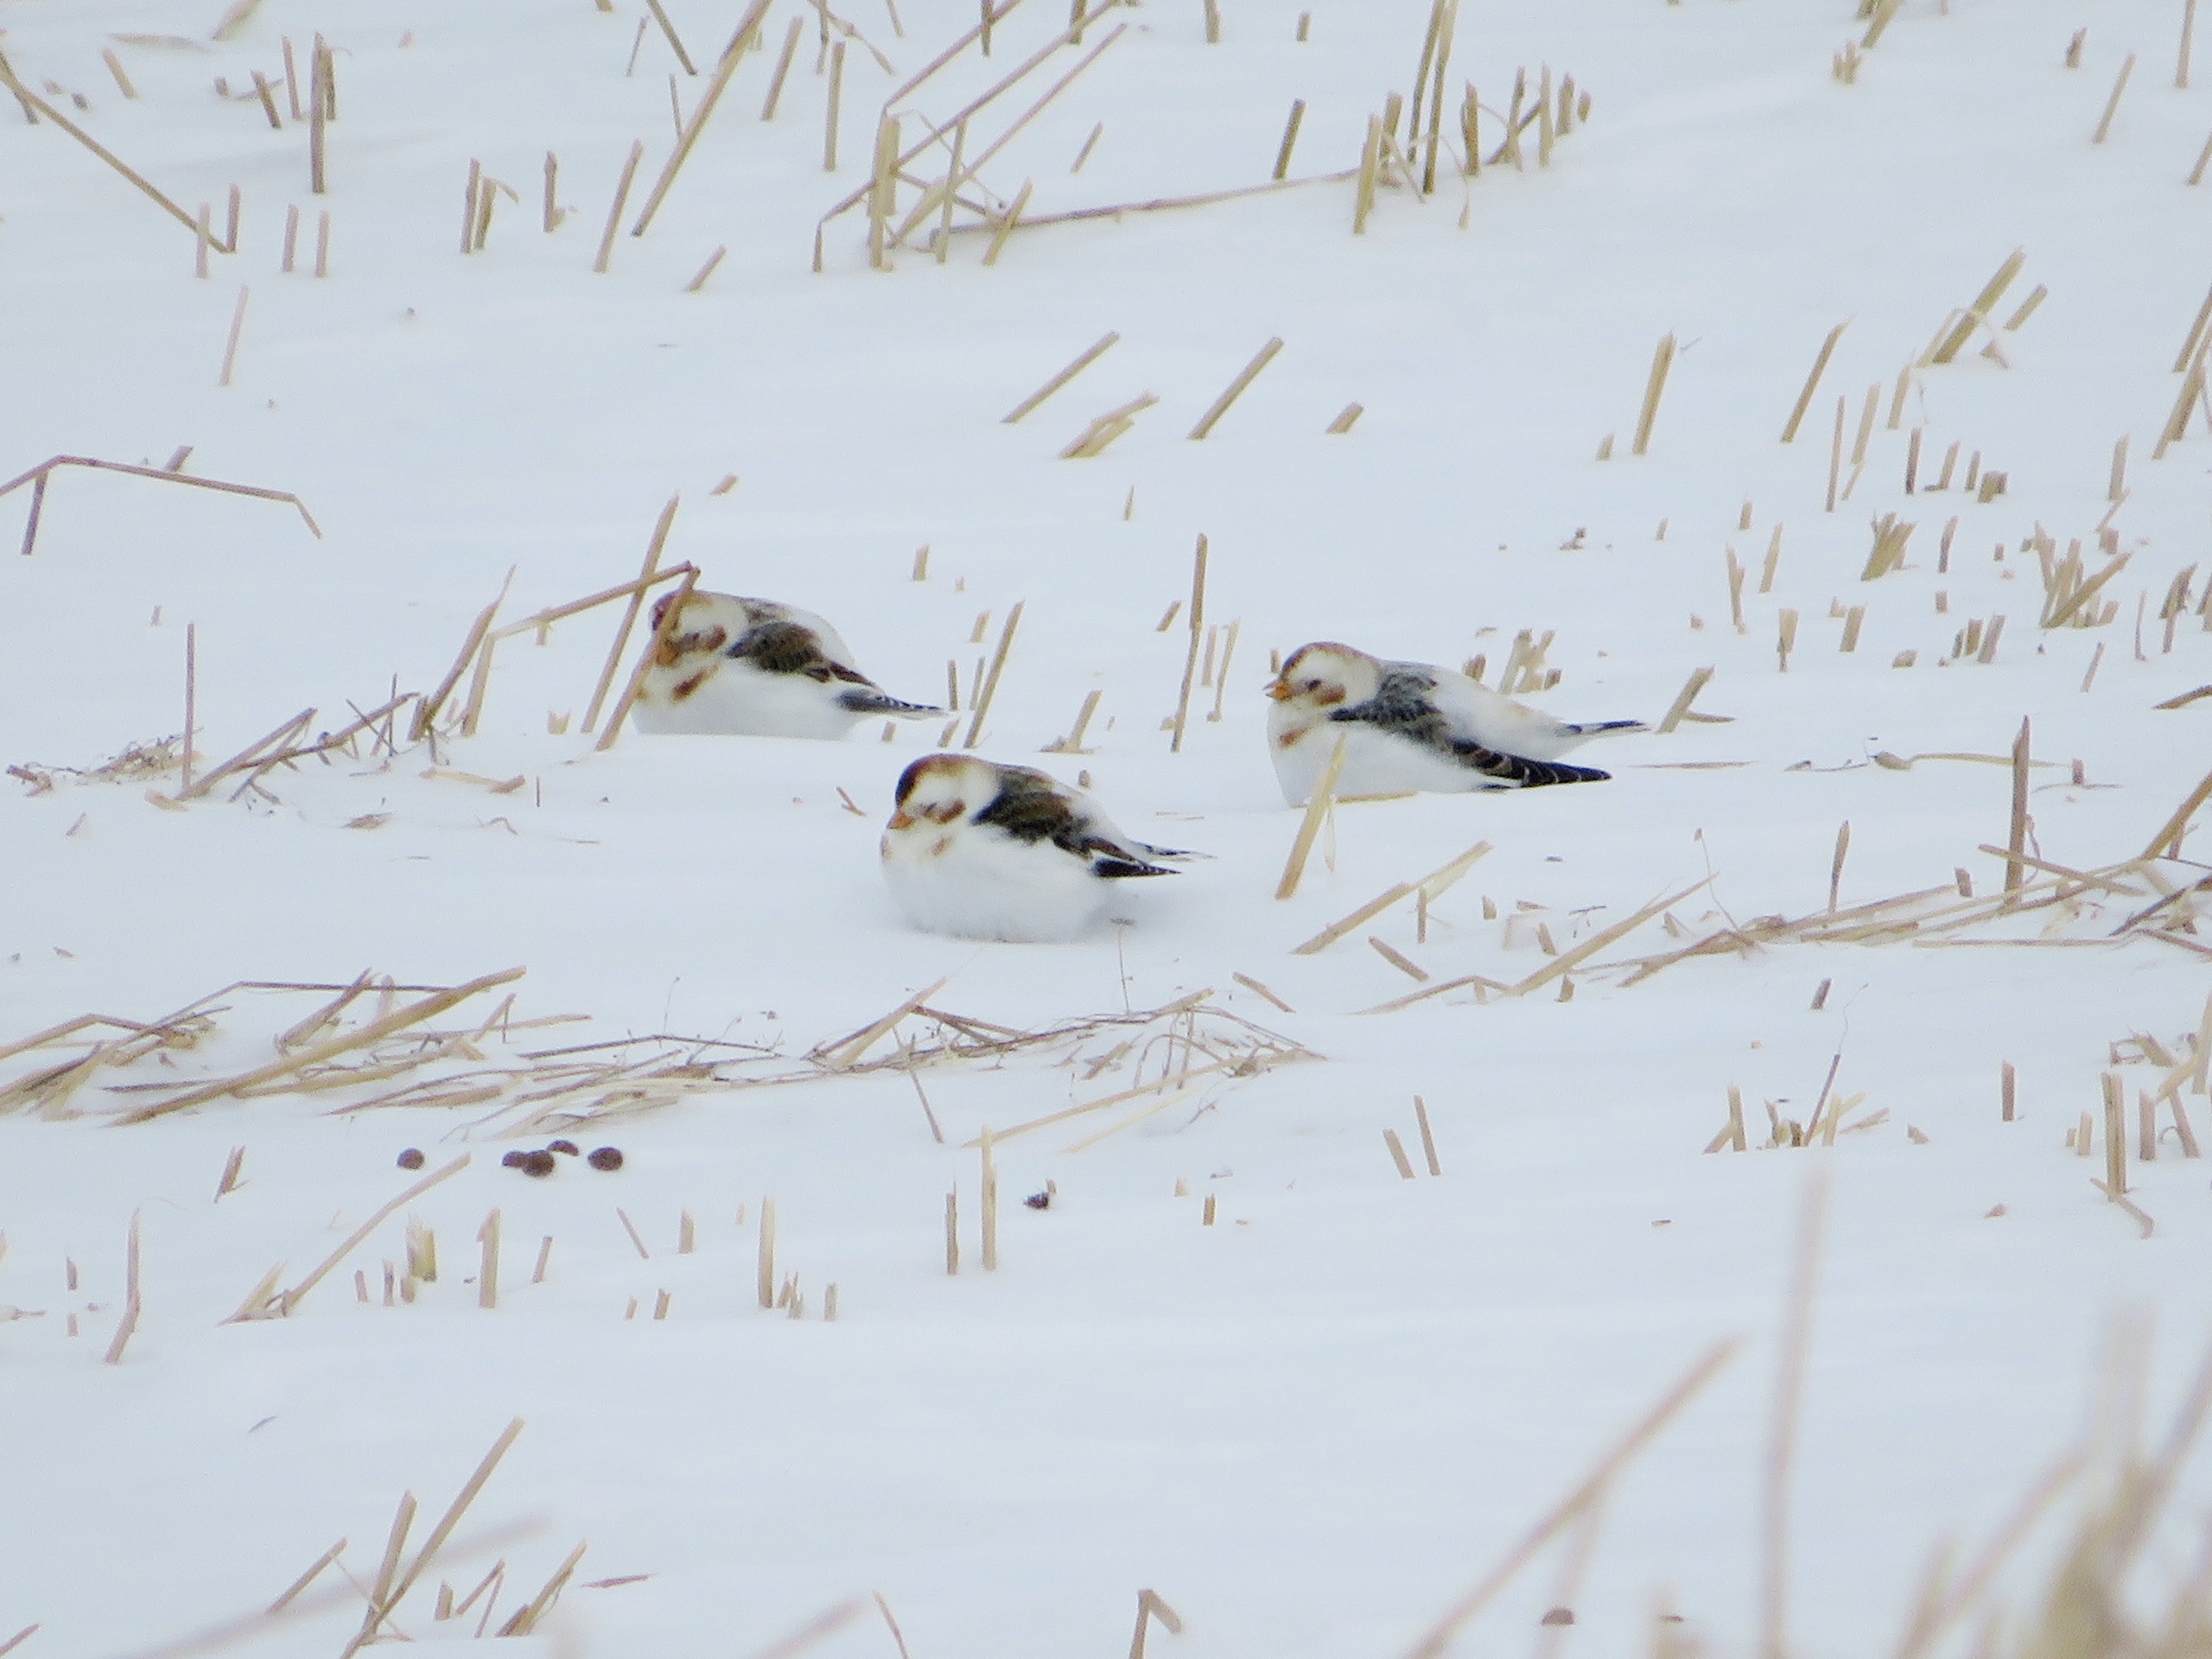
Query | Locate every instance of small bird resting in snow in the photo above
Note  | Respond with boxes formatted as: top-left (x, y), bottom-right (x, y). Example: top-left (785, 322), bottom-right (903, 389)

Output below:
top-left (1264, 641), bottom-right (1648, 805)
top-left (881, 754), bottom-right (1198, 942)
top-left (631, 589), bottom-right (942, 739)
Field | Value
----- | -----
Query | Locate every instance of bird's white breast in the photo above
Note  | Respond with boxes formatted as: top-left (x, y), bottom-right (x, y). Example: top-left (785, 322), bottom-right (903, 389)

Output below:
top-left (1268, 709), bottom-right (1499, 805)
top-left (634, 657), bottom-right (862, 739)
top-left (882, 823), bottom-right (1119, 942)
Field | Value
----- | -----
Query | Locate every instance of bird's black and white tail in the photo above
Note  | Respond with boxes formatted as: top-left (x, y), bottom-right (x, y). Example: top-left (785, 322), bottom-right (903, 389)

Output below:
top-left (839, 690), bottom-right (944, 718)
top-left (1562, 719), bottom-right (1649, 740)
top-left (1462, 747), bottom-right (1613, 788)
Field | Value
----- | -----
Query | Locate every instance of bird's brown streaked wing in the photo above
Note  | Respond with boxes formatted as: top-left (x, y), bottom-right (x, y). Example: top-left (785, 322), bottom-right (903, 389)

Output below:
top-left (734, 619), bottom-right (837, 678)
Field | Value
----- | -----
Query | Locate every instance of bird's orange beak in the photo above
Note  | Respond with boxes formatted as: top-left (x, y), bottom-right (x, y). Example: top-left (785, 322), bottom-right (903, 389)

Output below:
top-left (1263, 677), bottom-right (1294, 702)
top-left (887, 810), bottom-right (915, 830)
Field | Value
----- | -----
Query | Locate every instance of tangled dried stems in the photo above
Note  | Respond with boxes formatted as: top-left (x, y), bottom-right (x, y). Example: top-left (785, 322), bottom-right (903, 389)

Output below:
top-left (0, 972), bottom-right (1313, 1138)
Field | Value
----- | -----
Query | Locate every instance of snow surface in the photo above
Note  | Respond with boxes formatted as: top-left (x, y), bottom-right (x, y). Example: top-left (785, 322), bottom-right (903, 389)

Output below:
top-left (3, 0), bottom-right (2212, 1653)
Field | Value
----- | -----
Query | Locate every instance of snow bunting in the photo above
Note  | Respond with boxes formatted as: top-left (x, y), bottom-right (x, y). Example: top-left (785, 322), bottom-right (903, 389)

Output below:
top-left (632, 589), bottom-right (942, 739)
top-left (881, 754), bottom-right (1197, 942)
top-left (1263, 642), bottom-right (1646, 805)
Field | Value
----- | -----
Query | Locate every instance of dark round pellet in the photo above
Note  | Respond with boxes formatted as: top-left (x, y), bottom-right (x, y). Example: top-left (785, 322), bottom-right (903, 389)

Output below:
top-left (519, 1150), bottom-right (558, 1178)
top-left (548, 1139), bottom-right (580, 1156)
top-left (397, 1148), bottom-right (425, 1170)
top-left (500, 1149), bottom-right (529, 1168)
top-left (587, 1147), bottom-right (624, 1172)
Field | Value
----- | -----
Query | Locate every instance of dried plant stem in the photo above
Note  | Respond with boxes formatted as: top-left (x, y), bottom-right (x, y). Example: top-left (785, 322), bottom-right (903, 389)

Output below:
top-left (631, 0), bottom-right (775, 237)
top-left (1189, 338), bottom-right (1285, 440)
top-left (597, 566), bottom-right (699, 749)
top-left (495, 561), bottom-right (694, 644)
top-left (823, 41), bottom-right (847, 169)
top-left (1656, 667), bottom-right (1714, 734)
top-left (496, 1541), bottom-right (588, 1637)
top-left (1760, 1172), bottom-right (1830, 1659)
top-left (645, 0), bottom-right (698, 73)
top-left (412, 591), bottom-right (505, 740)
top-left (982, 181), bottom-right (1033, 264)
top-left (1275, 735), bottom-right (1348, 899)
top-left (1003, 332), bottom-right (1119, 423)
top-left (685, 245), bottom-right (728, 290)
top-left (244, 1154), bottom-right (474, 1319)
top-left (938, 26), bottom-right (1127, 210)
top-left (344, 1419), bottom-right (527, 1658)
top-left (835, 0), bottom-right (1117, 232)
top-left (2005, 718), bottom-right (2031, 893)
top-left (1364, 879), bottom-right (1708, 1014)
top-left (101, 1209), bottom-right (143, 1364)
top-left (477, 1210), bottom-right (500, 1308)
top-left (1294, 883), bottom-right (1417, 956)
top-left (1169, 537), bottom-right (1208, 752)
top-left (1781, 321), bottom-right (1849, 442)
top-left (269, 1540), bottom-right (348, 1613)
top-left (762, 18), bottom-right (804, 118)
top-left (583, 496), bottom-right (682, 731)
top-left (1826, 397), bottom-right (1847, 512)
top-left (1401, 1341), bottom-right (1739, 1659)
top-left (308, 40), bottom-right (327, 194)
top-left (1507, 880), bottom-right (1709, 1000)
top-left (821, 976), bottom-right (953, 1068)
top-left (1632, 334), bottom-right (1675, 455)
top-left (0, 63), bottom-right (214, 243)
top-left (962, 602), bottom-right (1023, 747)
top-left (130, 969), bottom-right (525, 1128)
top-left (2, 454), bottom-right (321, 554)
top-left (757, 1197), bottom-right (778, 1306)
top-left (2143, 767), bottom-right (2212, 860)
top-left (1927, 249), bottom-right (2025, 365)
top-left (2094, 53), bottom-right (2138, 143)
top-left (594, 141), bottom-right (645, 272)
top-left (1414, 1096), bottom-right (1441, 1173)
top-left (980, 1127), bottom-right (999, 1269)
top-left (217, 286), bottom-right (251, 386)
top-left (1274, 99), bottom-right (1306, 180)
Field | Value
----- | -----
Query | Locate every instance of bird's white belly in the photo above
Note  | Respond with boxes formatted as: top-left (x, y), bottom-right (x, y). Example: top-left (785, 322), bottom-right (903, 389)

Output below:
top-left (1269, 720), bottom-right (1499, 805)
top-left (883, 829), bottom-right (1116, 942)
top-left (633, 658), bottom-right (859, 739)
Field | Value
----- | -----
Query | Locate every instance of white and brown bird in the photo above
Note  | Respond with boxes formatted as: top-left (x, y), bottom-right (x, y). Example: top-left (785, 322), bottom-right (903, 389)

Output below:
top-left (632, 590), bottom-right (941, 739)
top-left (880, 754), bottom-right (1198, 942)
top-left (1263, 642), bottom-right (1646, 805)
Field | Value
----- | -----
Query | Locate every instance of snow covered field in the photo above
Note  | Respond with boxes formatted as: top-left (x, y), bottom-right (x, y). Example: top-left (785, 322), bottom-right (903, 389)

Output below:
top-left (3, 0), bottom-right (2211, 1653)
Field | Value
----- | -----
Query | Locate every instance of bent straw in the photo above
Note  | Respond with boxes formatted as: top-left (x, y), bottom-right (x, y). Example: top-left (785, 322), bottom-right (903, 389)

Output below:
top-left (3, 455), bottom-right (321, 556)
